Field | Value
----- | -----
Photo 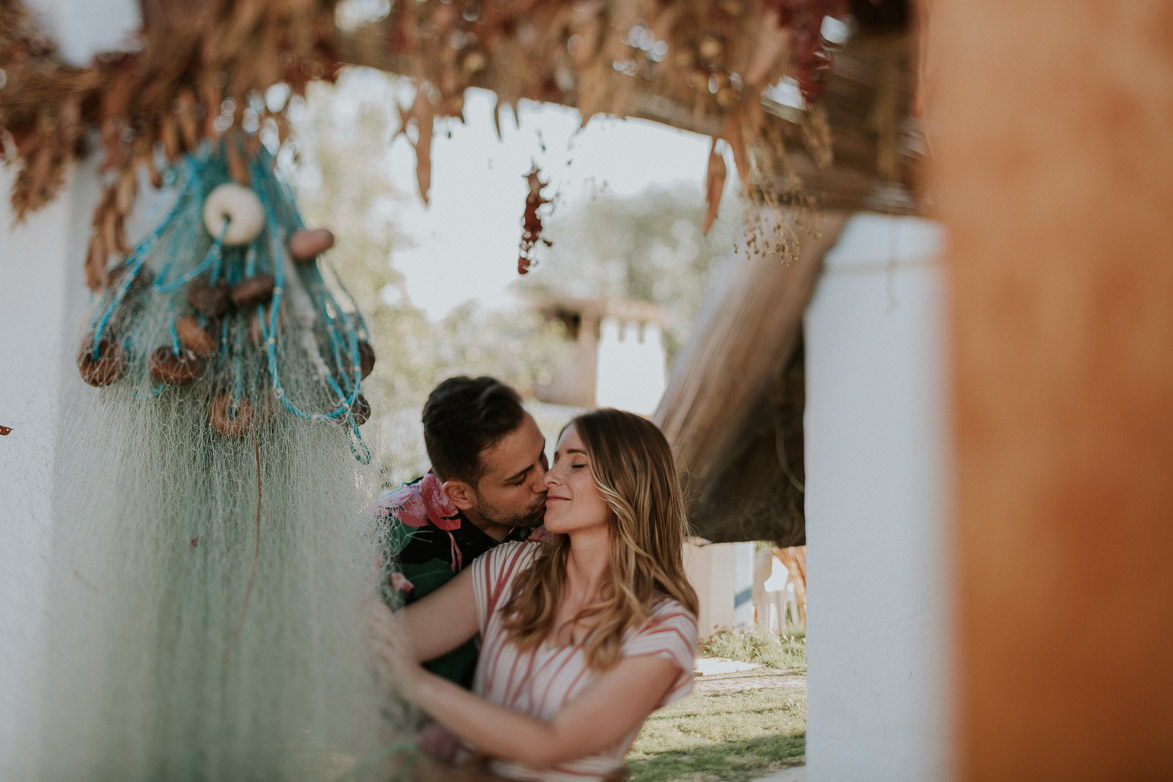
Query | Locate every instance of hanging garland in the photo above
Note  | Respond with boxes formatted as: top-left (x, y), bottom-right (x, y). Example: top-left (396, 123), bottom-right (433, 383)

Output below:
top-left (377, 0), bottom-right (848, 257)
top-left (517, 164), bottom-right (551, 275)
top-left (0, 0), bottom-right (342, 289)
top-left (1, 0), bottom-right (851, 287)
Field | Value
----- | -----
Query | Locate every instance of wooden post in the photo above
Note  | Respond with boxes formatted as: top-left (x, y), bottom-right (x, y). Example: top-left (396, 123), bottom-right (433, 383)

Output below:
top-left (934, 2), bottom-right (1173, 779)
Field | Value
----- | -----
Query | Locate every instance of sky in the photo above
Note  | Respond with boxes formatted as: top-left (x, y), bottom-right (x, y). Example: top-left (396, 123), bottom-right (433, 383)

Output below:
top-left (374, 82), bottom-right (722, 319)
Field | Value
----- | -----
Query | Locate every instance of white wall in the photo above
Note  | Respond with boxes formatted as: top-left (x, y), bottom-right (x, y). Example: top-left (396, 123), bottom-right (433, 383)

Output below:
top-left (594, 316), bottom-right (667, 416)
top-left (804, 214), bottom-right (952, 782)
top-left (683, 540), bottom-right (724, 637)
top-left (683, 540), bottom-right (757, 638)
top-left (0, 2), bottom-right (139, 776)
top-left (0, 153), bottom-right (98, 782)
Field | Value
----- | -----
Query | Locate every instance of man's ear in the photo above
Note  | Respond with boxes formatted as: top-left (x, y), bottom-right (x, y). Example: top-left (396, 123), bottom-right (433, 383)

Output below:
top-left (443, 480), bottom-right (477, 511)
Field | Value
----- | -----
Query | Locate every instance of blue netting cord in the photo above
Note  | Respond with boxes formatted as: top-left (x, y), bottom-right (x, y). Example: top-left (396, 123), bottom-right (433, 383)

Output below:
top-left (244, 243), bottom-right (258, 278)
top-left (232, 311), bottom-right (245, 413)
top-left (320, 254), bottom-right (372, 341)
top-left (88, 216), bottom-right (173, 358)
top-left (168, 297), bottom-right (180, 355)
top-left (154, 222), bottom-right (228, 293)
top-left (132, 383), bottom-right (166, 401)
top-left (345, 417), bottom-right (371, 465)
top-left (150, 160), bottom-right (202, 287)
top-left (99, 145), bottom-right (373, 458)
top-left (214, 318), bottom-right (231, 372)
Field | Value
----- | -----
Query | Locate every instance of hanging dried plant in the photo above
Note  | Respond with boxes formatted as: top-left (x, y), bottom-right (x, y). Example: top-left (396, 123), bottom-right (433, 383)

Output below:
top-left (0, 0), bottom-right (343, 289)
top-left (517, 165), bottom-right (552, 275)
top-left (2, 0), bottom-right (857, 285)
top-left (377, 0), bottom-right (849, 257)
top-left (703, 138), bottom-right (728, 235)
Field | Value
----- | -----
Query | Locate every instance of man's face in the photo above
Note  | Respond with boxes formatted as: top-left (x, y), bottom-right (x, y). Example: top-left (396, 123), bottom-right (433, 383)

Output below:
top-left (468, 413), bottom-right (548, 530)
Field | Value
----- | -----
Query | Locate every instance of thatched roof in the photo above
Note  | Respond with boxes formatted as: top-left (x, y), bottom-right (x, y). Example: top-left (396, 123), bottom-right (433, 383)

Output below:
top-left (2, 0), bottom-right (921, 288)
top-left (340, 0), bottom-right (923, 216)
top-left (654, 213), bottom-right (847, 544)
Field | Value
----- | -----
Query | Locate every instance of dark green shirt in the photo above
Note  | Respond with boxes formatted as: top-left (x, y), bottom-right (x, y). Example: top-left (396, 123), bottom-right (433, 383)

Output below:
top-left (372, 472), bottom-right (534, 687)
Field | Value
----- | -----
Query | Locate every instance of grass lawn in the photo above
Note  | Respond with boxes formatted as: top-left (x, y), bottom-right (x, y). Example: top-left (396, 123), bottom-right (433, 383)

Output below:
top-left (626, 629), bottom-right (807, 782)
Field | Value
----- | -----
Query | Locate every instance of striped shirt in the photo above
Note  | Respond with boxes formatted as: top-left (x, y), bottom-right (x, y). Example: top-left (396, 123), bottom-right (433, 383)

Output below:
top-left (469, 541), bottom-right (698, 781)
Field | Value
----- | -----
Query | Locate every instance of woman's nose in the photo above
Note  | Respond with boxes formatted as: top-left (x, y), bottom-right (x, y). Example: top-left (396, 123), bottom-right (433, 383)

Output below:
top-left (543, 466), bottom-right (560, 487)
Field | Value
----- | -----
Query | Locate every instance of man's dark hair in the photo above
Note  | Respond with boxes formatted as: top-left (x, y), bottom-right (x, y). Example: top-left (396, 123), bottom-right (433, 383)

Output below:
top-left (423, 376), bottom-right (527, 484)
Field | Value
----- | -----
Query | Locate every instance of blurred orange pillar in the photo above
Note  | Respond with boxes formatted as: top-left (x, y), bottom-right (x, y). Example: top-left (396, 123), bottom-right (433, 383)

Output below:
top-left (934, 1), bottom-right (1173, 779)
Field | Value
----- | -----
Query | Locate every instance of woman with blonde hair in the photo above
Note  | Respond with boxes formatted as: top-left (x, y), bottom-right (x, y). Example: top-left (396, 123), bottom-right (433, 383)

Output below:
top-left (370, 408), bottom-right (699, 781)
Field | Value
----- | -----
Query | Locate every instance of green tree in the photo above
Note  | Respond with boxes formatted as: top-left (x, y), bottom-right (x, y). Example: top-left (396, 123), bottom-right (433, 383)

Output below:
top-left (518, 183), bottom-right (739, 365)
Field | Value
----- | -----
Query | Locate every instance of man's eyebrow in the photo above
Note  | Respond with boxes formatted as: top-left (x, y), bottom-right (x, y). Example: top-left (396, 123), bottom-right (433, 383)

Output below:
top-left (504, 465), bottom-right (531, 482)
top-left (504, 441), bottom-right (546, 483)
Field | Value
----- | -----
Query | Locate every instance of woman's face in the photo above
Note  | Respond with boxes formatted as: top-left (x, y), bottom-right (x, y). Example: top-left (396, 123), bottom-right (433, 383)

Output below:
top-left (543, 424), bottom-right (612, 535)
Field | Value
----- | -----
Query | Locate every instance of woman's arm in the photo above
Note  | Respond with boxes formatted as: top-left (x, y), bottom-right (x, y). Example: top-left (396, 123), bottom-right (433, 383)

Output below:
top-left (370, 564), bottom-right (480, 664)
top-left (378, 645), bottom-right (683, 769)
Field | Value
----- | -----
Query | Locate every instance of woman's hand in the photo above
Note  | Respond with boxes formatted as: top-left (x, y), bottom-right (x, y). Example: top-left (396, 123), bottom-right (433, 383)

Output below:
top-left (365, 598), bottom-right (426, 701)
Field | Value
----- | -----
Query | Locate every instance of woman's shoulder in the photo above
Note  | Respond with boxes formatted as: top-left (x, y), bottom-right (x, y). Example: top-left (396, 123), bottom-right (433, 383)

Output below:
top-left (471, 539), bottom-right (543, 612)
top-left (621, 594), bottom-right (699, 708)
top-left (648, 593), bottom-right (698, 624)
top-left (652, 593), bottom-right (694, 619)
top-left (627, 595), bottom-right (699, 647)
top-left (484, 539), bottom-right (541, 568)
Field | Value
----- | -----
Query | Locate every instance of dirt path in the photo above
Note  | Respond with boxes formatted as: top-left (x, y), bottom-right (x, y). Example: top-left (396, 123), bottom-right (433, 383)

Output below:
top-left (692, 665), bottom-right (807, 696)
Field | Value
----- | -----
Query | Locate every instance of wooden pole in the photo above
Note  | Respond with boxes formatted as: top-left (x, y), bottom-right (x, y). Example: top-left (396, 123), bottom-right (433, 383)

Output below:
top-left (655, 212), bottom-right (847, 496)
top-left (934, 2), bottom-right (1173, 779)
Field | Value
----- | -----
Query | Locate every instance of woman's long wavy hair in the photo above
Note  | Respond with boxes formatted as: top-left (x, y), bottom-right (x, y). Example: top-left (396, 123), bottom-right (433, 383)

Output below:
top-left (500, 408), bottom-right (699, 670)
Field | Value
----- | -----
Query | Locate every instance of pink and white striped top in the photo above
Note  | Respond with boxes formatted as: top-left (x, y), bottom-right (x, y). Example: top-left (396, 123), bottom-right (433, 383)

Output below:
top-left (469, 541), bottom-right (698, 782)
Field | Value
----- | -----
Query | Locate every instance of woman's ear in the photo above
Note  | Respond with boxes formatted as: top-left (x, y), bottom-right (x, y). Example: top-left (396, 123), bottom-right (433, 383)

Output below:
top-left (442, 480), bottom-right (476, 511)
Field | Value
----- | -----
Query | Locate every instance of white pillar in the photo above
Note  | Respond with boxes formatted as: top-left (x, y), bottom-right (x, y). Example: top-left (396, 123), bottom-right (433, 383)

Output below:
top-left (0, 3), bottom-right (140, 776)
top-left (0, 146), bottom-right (103, 782)
top-left (804, 214), bottom-right (952, 781)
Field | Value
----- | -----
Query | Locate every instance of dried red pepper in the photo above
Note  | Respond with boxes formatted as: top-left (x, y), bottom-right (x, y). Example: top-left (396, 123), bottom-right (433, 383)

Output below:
top-left (518, 165), bottom-right (552, 275)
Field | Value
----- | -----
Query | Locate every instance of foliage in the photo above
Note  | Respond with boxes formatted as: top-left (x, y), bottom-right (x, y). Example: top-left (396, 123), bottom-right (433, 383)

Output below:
top-left (518, 184), bottom-right (739, 365)
top-left (700, 627), bottom-right (807, 671)
top-left (289, 69), bottom-right (567, 484)
top-left (628, 686), bottom-right (806, 782)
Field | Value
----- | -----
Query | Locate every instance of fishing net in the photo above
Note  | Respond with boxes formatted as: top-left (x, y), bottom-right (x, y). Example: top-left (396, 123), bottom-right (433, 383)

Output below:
top-left (78, 141), bottom-right (376, 451)
top-left (24, 141), bottom-right (413, 780)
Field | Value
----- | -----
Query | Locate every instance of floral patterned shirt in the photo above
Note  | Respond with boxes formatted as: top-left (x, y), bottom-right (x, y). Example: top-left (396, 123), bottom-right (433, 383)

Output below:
top-left (371, 471), bottom-right (537, 687)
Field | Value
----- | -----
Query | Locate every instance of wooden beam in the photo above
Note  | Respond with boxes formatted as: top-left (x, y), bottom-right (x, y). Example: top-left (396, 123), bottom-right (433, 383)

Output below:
top-left (937, 1), bottom-right (1173, 778)
top-left (337, 25), bottom-right (926, 213)
top-left (655, 211), bottom-right (848, 516)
